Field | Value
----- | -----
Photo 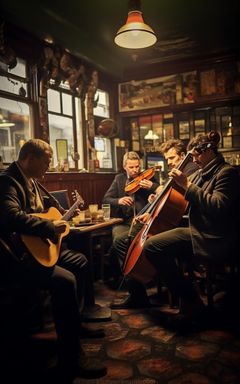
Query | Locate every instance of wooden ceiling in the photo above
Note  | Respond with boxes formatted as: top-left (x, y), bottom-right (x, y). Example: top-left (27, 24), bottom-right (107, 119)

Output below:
top-left (1, 0), bottom-right (240, 80)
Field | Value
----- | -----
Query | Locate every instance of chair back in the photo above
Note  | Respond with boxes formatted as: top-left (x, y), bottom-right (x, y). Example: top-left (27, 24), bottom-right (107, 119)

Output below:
top-left (50, 190), bottom-right (70, 210)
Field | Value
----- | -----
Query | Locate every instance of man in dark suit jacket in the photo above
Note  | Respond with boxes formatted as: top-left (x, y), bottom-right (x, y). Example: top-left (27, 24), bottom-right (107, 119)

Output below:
top-left (141, 132), bottom-right (240, 325)
top-left (109, 141), bottom-right (198, 309)
top-left (0, 139), bottom-right (107, 380)
top-left (102, 151), bottom-right (159, 286)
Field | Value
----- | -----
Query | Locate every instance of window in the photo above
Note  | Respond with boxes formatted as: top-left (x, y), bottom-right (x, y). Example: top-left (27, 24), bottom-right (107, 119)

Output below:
top-left (0, 57), bottom-right (32, 163)
top-left (47, 86), bottom-right (83, 169)
top-left (94, 89), bottom-right (109, 118)
top-left (0, 58), bottom-right (28, 97)
top-left (0, 97), bottom-right (31, 162)
top-left (93, 89), bottom-right (113, 170)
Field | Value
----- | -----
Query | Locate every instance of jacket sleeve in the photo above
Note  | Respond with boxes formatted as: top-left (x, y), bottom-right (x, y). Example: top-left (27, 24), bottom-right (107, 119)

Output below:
top-left (185, 166), bottom-right (240, 220)
top-left (0, 176), bottom-right (56, 240)
top-left (102, 174), bottom-right (124, 207)
top-left (149, 175), bottom-right (159, 193)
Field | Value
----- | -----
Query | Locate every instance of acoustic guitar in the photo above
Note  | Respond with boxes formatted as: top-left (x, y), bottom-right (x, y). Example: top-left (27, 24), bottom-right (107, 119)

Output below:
top-left (20, 191), bottom-right (84, 267)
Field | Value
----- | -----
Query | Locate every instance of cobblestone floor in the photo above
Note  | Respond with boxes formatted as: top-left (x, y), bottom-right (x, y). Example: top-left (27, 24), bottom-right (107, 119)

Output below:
top-left (3, 280), bottom-right (240, 384)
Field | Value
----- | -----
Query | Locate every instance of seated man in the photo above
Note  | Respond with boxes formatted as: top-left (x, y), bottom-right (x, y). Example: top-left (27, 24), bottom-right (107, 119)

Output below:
top-left (102, 151), bottom-right (159, 285)
top-left (0, 139), bottom-right (107, 380)
top-left (110, 139), bottom-right (198, 309)
top-left (142, 131), bottom-right (240, 324)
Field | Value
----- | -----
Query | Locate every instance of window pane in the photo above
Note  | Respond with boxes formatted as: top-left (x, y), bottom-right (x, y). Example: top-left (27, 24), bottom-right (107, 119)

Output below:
top-left (75, 97), bottom-right (84, 169)
top-left (0, 76), bottom-right (28, 96)
top-left (48, 113), bottom-right (74, 167)
top-left (0, 97), bottom-right (31, 162)
top-left (94, 89), bottom-right (109, 118)
top-left (47, 89), bottom-right (61, 113)
top-left (62, 93), bottom-right (72, 116)
top-left (95, 138), bottom-right (113, 169)
top-left (0, 57), bottom-right (26, 78)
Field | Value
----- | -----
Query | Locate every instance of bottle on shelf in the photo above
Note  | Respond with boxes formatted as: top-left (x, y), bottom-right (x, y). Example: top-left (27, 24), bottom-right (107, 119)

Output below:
top-left (94, 154), bottom-right (100, 171)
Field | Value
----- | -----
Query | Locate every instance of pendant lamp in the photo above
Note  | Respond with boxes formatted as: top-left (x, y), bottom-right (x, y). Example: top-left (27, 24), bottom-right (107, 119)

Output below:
top-left (114, 0), bottom-right (157, 49)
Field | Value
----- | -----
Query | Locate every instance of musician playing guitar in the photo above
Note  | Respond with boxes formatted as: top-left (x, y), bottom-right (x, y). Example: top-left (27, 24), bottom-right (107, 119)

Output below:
top-left (0, 139), bottom-right (107, 380)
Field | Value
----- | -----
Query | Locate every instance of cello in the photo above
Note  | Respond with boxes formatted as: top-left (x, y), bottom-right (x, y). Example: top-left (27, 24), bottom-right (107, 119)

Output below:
top-left (122, 151), bottom-right (193, 284)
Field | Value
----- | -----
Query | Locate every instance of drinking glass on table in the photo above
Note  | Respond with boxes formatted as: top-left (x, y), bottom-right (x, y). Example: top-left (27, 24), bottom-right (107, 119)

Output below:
top-left (101, 204), bottom-right (111, 221)
top-left (89, 204), bottom-right (98, 220)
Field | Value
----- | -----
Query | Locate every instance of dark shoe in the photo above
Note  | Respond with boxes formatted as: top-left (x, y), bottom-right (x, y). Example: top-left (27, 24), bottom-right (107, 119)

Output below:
top-left (79, 324), bottom-right (105, 338)
top-left (110, 294), bottom-right (151, 309)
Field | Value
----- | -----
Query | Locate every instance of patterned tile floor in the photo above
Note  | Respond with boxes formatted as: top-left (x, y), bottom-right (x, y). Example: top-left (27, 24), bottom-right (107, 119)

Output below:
top-left (2, 280), bottom-right (240, 384)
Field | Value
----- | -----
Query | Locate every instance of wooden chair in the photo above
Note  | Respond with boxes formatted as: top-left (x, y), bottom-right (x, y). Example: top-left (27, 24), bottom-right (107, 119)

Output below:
top-left (49, 189), bottom-right (70, 210)
top-left (193, 258), bottom-right (239, 309)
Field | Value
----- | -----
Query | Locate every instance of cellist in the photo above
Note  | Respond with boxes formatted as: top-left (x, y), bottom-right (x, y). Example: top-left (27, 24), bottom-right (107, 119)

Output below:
top-left (141, 131), bottom-right (240, 327)
top-left (110, 139), bottom-right (197, 309)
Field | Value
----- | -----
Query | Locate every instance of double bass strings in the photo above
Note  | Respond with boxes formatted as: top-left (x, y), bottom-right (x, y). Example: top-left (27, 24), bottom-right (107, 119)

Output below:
top-left (135, 151), bottom-right (194, 219)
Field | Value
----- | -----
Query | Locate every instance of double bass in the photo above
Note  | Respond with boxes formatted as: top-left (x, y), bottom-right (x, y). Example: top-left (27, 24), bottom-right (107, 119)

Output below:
top-left (122, 151), bottom-right (193, 284)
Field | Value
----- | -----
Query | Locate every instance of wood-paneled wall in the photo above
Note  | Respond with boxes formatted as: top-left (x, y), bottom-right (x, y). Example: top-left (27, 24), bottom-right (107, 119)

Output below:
top-left (40, 172), bottom-right (116, 208)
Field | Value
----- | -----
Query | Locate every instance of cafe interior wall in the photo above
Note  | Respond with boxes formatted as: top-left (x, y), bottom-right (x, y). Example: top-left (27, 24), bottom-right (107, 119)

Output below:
top-left (0, 21), bottom-right (120, 172)
top-left (1, 21), bottom-right (240, 170)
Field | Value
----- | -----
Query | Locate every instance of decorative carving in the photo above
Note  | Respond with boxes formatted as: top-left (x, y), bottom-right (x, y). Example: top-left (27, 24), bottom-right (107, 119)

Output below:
top-left (39, 45), bottom-right (89, 100)
top-left (0, 21), bottom-right (17, 70)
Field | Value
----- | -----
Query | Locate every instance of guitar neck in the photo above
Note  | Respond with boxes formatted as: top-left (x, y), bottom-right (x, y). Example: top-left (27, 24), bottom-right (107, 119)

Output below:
top-left (62, 200), bottom-right (79, 221)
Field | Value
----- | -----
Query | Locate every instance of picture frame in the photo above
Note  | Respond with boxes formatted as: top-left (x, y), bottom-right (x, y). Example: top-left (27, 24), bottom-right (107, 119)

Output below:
top-left (194, 119), bottom-right (205, 133)
top-left (119, 75), bottom-right (177, 112)
top-left (56, 139), bottom-right (68, 161)
top-left (200, 69), bottom-right (216, 96)
top-left (179, 120), bottom-right (190, 139)
top-left (223, 136), bottom-right (233, 148)
top-left (130, 119), bottom-right (139, 141)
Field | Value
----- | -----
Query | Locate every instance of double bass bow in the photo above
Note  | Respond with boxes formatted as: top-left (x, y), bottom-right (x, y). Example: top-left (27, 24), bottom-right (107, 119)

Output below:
top-left (122, 151), bottom-right (193, 284)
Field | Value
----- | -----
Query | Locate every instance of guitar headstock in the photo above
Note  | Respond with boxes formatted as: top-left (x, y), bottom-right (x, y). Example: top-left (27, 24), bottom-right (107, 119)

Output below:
top-left (72, 190), bottom-right (84, 208)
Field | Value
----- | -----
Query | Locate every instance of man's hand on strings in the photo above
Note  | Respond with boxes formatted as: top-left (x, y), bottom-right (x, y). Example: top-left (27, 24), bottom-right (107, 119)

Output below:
top-left (53, 220), bottom-right (68, 234)
top-left (135, 212), bottom-right (150, 224)
top-left (139, 179), bottom-right (153, 189)
top-left (148, 193), bottom-right (156, 203)
top-left (169, 168), bottom-right (190, 191)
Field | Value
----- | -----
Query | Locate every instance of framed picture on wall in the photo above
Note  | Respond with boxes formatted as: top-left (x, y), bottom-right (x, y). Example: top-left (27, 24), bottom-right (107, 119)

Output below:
top-left (56, 139), bottom-right (68, 161)
top-left (194, 119), bottom-right (205, 133)
top-left (182, 71), bottom-right (197, 103)
top-left (130, 119), bottom-right (139, 140)
top-left (118, 75), bottom-right (177, 112)
top-left (179, 121), bottom-right (190, 139)
top-left (200, 69), bottom-right (216, 96)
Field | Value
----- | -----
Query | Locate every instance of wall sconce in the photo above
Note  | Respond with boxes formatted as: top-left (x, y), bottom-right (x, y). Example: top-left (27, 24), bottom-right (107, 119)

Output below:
top-left (114, 0), bottom-right (157, 49)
